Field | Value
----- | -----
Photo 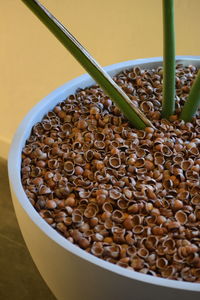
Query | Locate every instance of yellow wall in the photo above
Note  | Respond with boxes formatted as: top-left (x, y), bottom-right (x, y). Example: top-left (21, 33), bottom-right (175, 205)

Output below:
top-left (1, 0), bottom-right (200, 158)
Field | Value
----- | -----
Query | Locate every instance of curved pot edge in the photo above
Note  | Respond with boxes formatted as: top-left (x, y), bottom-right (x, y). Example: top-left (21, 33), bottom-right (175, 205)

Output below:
top-left (8, 56), bottom-right (200, 292)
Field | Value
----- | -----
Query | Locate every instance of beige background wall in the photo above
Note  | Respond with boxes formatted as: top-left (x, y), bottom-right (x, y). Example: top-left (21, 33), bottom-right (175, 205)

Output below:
top-left (1, 0), bottom-right (200, 158)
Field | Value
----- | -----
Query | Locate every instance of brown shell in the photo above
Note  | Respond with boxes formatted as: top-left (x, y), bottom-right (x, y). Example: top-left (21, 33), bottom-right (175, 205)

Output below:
top-left (191, 194), bottom-right (200, 205)
top-left (109, 156), bottom-right (121, 168)
top-left (137, 248), bottom-right (149, 259)
top-left (111, 210), bottom-right (125, 223)
top-left (109, 189), bottom-right (121, 200)
top-left (175, 210), bottom-right (188, 225)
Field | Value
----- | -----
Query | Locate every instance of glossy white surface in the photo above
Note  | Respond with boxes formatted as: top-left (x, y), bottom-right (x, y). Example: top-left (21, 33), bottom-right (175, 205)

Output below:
top-left (8, 57), bottom-right (200, 300)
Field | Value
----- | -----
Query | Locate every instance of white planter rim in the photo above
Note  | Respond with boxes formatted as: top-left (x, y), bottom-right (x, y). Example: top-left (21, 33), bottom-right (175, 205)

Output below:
top-left (8, 56), bottom-right (200, 292)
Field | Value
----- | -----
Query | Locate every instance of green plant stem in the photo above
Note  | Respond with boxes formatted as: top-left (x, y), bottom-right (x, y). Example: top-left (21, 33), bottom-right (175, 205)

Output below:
top-left (180, 70), bottom-right (200, 122)
top-left (21, 0), bottom-right (154, 130)
top-left (162, 0), bottom-right (176, 119)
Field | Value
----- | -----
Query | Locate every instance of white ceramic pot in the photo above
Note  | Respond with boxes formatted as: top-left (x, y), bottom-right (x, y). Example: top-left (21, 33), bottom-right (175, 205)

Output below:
top-left (8, 56), bottom-right (200, 300)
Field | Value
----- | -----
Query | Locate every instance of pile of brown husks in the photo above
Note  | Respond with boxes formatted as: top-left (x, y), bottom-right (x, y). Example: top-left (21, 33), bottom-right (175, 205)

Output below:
top-left (21, 64), bottom-right (200, 282)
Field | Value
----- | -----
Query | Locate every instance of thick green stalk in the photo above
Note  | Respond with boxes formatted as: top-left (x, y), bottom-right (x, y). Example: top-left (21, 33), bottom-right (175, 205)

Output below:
top-left (162, 0), bottom-right (176, 119)
top-left (180, 70), bottom-right (200, 122)
top-left (21, 0), bottom-right (154, 129)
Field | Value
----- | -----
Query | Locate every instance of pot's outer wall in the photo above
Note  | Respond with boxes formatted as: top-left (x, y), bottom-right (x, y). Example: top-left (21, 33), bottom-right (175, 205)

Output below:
top-left (9, 57), bottom-right (200, 300)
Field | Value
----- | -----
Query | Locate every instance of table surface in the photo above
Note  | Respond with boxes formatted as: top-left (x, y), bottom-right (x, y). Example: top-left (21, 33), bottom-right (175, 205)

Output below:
top-left (0, 159), bottom-right (56, 300)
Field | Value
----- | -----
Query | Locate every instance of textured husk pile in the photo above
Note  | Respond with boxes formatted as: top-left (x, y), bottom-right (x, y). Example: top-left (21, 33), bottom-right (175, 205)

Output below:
top-left (21, 64), bottom-right (200, 282)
